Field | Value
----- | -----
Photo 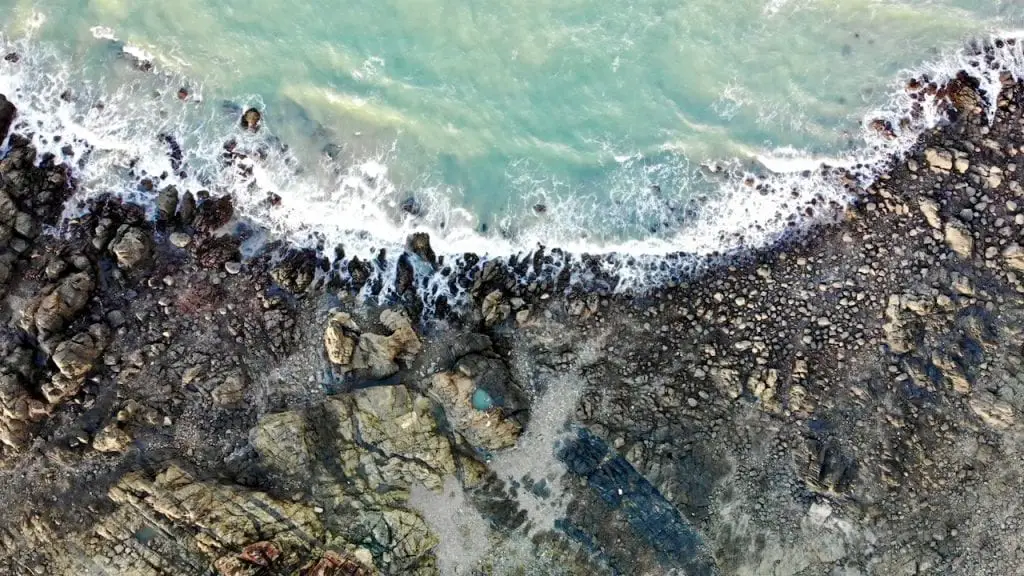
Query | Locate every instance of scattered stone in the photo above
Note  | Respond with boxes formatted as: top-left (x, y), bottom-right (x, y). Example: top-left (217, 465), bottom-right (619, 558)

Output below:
top-left (924, 148), bottom-right (953, 171)
top-left (944, 220), bottom-right (974, 258)
top-left (92, 424), bottom-right (131, 453)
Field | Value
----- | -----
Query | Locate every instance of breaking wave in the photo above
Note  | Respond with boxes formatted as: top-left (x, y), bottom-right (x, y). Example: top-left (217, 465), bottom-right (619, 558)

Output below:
top-left (1, 27), bottom-right (1023, 306)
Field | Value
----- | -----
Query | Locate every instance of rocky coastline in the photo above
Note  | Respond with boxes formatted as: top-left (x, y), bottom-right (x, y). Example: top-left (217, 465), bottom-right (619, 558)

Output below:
top-left (0, 48), bottom-right (1023, 576)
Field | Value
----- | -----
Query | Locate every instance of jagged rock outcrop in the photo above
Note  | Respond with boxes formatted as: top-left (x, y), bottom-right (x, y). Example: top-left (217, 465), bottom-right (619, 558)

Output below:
top-left (326, 309), bottom-right (422, 379)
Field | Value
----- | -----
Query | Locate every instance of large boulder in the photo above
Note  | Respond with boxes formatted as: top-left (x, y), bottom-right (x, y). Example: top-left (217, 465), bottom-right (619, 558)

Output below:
top-left (50, 324), bottom-right (109, 380)
top-left (406, 232), bottom-right (436, 267)
top-left (22, 271), bottom-right (95, 339)
top-left (324, 311), bottom-right (360, 366)
top-left (109, 225), bottom-right (150, 269)
top-left (194, 195), bottom-right (235, 233)
top-left (333, 310), bottom-right (422, 379)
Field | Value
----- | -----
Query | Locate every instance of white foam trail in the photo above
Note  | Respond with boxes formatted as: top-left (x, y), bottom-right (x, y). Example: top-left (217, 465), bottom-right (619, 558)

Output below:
top-left (1, 28), bottom-right (1023, 299)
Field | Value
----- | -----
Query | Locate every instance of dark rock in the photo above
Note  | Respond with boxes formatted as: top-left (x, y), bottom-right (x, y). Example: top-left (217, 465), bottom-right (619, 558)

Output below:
top-left (0, 94), bottom-right (15, 143)
top-left (178, 191), bottom-right (196, 225)
top-left (406, 232), bottom-right (436, 267)
top-left (347, 257), bottom-right (371, 289)
top-left (156, 186), bottom-right (179, 222)
top-left (270, 248), bottom-right (317, 293)
top-left (194, 235), bottom-right (242, 269)
top-left (193, 195), bottom-right (234, 233)
top-left (395, 254), bottom-right (415, 295)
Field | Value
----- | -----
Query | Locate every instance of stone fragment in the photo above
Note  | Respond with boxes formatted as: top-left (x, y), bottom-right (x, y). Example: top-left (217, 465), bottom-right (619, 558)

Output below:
top-left (924, 148), bottom-right (953, 171)
top-left (93, 424), bottom-right (132, 453)
top-left (918, 198), bottom-right (942, 230)
top-left (944, 221), bottom-right (973, 258)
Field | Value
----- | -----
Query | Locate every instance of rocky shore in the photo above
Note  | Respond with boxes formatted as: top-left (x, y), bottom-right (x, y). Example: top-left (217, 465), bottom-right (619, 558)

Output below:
top-left (1, 50), bottom-right (1024, 576)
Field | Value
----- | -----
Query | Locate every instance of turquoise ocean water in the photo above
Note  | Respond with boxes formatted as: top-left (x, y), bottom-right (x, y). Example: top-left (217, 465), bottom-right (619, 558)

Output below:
top-left (0, 0), bottom-right (1022, 274)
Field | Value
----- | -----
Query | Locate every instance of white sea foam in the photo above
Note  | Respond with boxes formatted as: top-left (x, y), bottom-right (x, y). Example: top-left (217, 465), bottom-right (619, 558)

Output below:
top-left (1, 29), bottom-right (1023, 302)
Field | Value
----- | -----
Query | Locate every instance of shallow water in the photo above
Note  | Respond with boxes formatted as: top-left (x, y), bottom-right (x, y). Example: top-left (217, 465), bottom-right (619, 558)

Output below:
top-left (0, 0), bottom-right (1022, 265)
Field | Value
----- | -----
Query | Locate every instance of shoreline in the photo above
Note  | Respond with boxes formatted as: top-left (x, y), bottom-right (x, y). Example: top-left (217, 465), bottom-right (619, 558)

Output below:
top-left (0, 39), bottom-right (1022, 576)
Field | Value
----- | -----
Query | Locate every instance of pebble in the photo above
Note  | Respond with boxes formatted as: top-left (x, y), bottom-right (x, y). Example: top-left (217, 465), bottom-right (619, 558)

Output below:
top-left (169, 232), bottom-right (191, 248)
top-left (687, 397), bottom-right (699, 407)
top-left (224, 261), bottom-right (242, 274)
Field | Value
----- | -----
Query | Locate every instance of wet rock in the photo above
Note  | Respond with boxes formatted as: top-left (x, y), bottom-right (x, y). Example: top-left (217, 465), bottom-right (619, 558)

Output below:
top-left (347, 257), bottom-right (372, 288)
top-left (481, 289), bottom-right (511, 327)
top-left (0, 94), bottom-right (15, 143)
top-left (179, 190), bottom-right (197, 224)
top-left (92, 423), bottom-right (132, 453)
top-left (324, 311), bottom-right (360, 366)
top-left (156, 185), bottom-right (179, 222)
top-left (406, 232), bottom-right (436, 267)
top-left (194, 195), bottom-right (235, 233)
top-left (109, 225), bottom-right (150, 269)
top-left (195, 235), bottom-right (242, 269)
top-left (240, 108), bottom-right (262, 132)
top-left (271, 248), bottom-right (317, 293)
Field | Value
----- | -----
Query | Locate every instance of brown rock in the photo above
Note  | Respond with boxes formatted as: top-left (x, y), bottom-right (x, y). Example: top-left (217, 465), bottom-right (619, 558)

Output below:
top-left (93, 423), bottom-right (132, 453)
top-left (240, 108), bottom-right (262, 132)
top-left (324, 311), bottom-right (360, 366)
